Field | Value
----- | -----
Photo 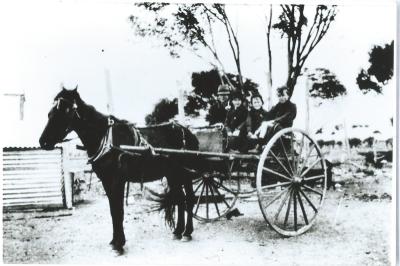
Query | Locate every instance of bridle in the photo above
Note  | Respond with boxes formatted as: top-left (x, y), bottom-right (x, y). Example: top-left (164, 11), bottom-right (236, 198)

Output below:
top-left (49, 97), bottom-right (82, 140)
top-left (53, 97), bottom-right (81, 119)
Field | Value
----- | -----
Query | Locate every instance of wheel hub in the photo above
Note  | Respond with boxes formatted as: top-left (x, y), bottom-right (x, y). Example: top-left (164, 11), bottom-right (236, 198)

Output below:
top-left (293, 176), bottom-right (303, 184)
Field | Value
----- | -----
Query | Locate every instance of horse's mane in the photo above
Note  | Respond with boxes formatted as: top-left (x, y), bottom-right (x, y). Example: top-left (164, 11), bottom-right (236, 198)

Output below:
top-left (77, 99), bottom-right (129, 126)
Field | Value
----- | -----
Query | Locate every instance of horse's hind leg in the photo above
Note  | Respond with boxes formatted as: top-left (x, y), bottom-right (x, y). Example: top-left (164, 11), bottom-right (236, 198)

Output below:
top-left (182, 179), bottom-right (195, 241)
top-left (101, 177), bottom-right (126, 252)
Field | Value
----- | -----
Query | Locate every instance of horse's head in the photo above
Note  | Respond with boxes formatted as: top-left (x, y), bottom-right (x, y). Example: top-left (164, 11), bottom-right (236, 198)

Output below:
top-left (39, 86), bottom-right (81, 150)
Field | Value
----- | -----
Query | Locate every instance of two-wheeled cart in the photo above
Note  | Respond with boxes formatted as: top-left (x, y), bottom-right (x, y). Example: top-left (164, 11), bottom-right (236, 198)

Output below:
top-left (121, 126), bottom-right (328, 237)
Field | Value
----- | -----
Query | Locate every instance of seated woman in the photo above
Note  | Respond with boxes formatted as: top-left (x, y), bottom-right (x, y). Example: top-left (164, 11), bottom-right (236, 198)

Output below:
top-left (224, 91), bottom-right (248, 152)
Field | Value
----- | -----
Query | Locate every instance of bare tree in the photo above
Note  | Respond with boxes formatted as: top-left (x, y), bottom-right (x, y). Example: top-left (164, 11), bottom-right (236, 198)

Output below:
top-left (273, 5), bottom-right (337, 97)
top-left (130, 3), bottom-right (244, 90)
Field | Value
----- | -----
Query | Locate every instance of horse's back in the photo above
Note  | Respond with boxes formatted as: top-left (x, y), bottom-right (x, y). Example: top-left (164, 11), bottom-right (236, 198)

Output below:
top-left (138, 122), bottom-right (199, 150)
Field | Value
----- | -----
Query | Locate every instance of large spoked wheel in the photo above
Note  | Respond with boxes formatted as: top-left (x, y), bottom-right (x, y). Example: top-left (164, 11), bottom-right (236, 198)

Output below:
top-left (193, 171), bottom-right (240, 222)
top-left (256, 128), bottom-right (327, 236)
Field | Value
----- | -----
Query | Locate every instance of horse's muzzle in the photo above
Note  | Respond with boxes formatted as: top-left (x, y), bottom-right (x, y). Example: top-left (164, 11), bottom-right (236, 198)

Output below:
top-left (39, 137), bottom-right (55, 150)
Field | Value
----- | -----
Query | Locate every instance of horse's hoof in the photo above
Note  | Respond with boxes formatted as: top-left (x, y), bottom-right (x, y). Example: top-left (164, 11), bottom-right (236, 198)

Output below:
top-left (112, 246), bottom-right (125, 255)
top-left (172, 234), bottom-right (182, 240)
top-left (181, 235), bottom-right (192, 242)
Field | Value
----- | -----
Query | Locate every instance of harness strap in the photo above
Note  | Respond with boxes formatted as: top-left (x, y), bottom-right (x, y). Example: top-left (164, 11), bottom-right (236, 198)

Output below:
top-left (87, 124), bottom-right (114, 164)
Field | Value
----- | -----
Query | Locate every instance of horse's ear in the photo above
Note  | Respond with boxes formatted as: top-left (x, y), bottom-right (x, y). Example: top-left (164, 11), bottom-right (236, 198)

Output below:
top-left (60, 83), bottom-right (66, 91)
top-left (73, 85), bottom-right (78, 92)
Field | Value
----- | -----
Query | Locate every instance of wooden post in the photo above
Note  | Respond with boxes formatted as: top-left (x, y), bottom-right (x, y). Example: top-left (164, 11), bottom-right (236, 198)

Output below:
top-left (4, 93), bottom-right (25, 120)
top-left (265, 71), bottom-right (272, 110)
top-left (105, 69), bottom-right (114, 115)
top-left (178, 88), bottom-right (185, 123)
top-left (305, 69), bottom-right (310, 135)
top-left (343, 118), bottom-right (351, 158)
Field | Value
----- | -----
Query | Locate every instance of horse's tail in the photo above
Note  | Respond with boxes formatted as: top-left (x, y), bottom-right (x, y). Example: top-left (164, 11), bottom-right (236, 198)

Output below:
top-left (144, 186), bottom-right (176, 229)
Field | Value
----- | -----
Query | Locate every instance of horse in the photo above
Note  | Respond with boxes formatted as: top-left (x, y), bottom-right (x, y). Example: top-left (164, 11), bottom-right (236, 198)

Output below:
top-left (39, 87), bottom-right (199, 253)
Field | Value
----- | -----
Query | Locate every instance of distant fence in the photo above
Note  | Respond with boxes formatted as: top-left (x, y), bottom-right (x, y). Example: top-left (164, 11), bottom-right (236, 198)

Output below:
top-left (3, 147), bottom-right (67, 210)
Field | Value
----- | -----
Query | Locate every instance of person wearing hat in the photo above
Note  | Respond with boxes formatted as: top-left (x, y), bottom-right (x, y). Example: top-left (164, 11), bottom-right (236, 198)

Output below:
top-left (206, 84), bottom-right (232, 125)
top-left (224, 90), bottom-right (248, 152)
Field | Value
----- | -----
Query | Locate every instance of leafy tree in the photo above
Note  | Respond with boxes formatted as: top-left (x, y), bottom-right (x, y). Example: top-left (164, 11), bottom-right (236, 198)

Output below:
top-left (356, 41), bottom-right (394, 94)
top-left (130, 3), bottom-right (245, 90)
top-left (356, 69), bottom-right (383, 94)
top-left (272, 5), bottom-right (337, 96)
top-left (363, 136), bottom-right (374, 147)
top-left (348, 138), bottom-right (361, 148)
top-left (307, 68), bottom-right (346, 102)
top-left (145, 98), bottom-right (178, 125)
top-left (185, 69), bottom-right (259, 117)
top-left (317, 139), bottom-right (325, 148)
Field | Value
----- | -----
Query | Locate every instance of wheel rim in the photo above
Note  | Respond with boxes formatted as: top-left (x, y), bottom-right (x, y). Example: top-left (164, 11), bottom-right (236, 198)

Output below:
top-left (193, 171), bottom-right (240, 222)
top-left (256, 128), bottom-right (327, 236)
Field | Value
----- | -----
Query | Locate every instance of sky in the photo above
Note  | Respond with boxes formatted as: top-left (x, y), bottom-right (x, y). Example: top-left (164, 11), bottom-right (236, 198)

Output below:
top-left (0, 0), bottom-right (396, 147)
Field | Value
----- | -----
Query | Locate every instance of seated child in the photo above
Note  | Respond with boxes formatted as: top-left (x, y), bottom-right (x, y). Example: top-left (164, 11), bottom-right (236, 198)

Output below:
top-left (245, 93), bottom-right (268, 152)
top-left (251, 86), bottom-right (297, 153)
top-left (224, 91), bottom-right (248, 152)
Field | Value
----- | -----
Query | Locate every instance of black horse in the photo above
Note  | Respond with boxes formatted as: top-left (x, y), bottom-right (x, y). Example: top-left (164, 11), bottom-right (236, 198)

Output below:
top-left (39, 87), bottom-right (199, 252)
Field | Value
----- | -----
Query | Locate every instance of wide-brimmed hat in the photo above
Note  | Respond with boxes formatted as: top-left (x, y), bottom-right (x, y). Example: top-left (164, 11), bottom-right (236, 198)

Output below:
top-left (217, 84), bottom-right (231, 95)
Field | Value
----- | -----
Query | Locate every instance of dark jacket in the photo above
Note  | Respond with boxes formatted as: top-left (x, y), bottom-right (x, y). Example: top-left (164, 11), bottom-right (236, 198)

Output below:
top-left (224, 105), bottom-right (248, 133)
top-left (207, 101), bottom-right (229, 125)
top-left (265, 101), bottom-right (297, 128)
top-left (246, 108), bottom-right (268, 134)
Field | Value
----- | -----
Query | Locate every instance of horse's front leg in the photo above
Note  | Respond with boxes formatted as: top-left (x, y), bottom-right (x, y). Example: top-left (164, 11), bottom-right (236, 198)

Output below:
top-left (182, 179), bottom-right (195, 242)
top-left (101, 177), bottom-right (126, 252)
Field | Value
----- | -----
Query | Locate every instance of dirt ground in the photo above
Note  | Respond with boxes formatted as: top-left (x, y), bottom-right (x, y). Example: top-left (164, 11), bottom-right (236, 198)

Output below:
top-left (3, 167), bottom-right (394, 265)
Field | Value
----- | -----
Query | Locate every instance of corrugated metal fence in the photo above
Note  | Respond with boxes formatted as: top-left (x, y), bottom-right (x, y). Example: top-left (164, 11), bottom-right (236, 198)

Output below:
top-left (3, 147), bottom-right (65, 209)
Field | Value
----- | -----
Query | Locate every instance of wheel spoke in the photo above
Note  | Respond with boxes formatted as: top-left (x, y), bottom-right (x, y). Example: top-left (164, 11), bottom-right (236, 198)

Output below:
top-left (208, 181), bottom-right (221, 217)
top-left (300, 158), bottom-right (322, 178)
top-left (264, 186), bottom-right (291, 208)
top-left (295, 135), bottom-right (305, 176)
top-left (297, 144), bottom-right (315, 176)
top-left (290, 134), bottom-right (295, 171)
top-left (284, 189), bottom-right (293, 227)
top-left (261, 181), bottom-right (292, 191)
top-left (209, 181), bottom-right (231, 209)
top-left (302, 185), bottom-right (323, 197)
top-left (296, 190), bottom-right (309, 225)
top-left (303, 174), bottom-right (325, 182)
top-left (193, 177), bottom-right (202, 185)
top-left (274, 187), bottom-right (292, 222)
top-left (299, 188), bottom-right (318, 213)
top-left (293, 190), bottom-right (297, 231)
top-left (193, 179), bottom-right (204, 194)
top-left (270, 151), bottom-right (293, 179)
top-left (263, 166), bottom-right (292, 182)
top-left (194, 181), bottom-right (206, 215)
top-left (216, 180), bottom-right (238, 195)
top-left (279, 137), bottom-right (294, 175)
top-left (205, 183), bottom-right (209, 219)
